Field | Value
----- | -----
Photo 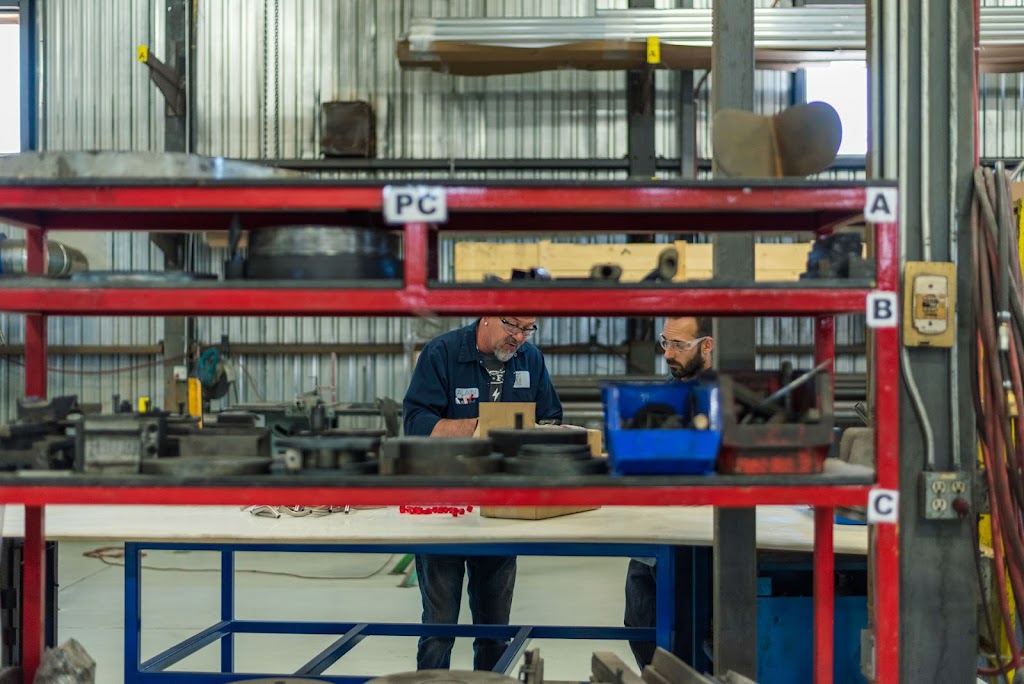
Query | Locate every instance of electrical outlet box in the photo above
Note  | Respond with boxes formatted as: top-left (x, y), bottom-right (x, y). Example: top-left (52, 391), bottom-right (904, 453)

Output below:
top-left (920, 471), bottom-right (970, 520)
top-left (172, 365), bottom-right (188, 381)
top-left (903, 261), bottom-right (956, 347)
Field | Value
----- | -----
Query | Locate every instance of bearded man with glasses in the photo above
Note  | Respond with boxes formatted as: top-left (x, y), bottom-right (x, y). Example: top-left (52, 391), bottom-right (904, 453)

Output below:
top-left (626, 315), bottom-right (714, 669)
top-left (403, 316), bottom-right (562, 671)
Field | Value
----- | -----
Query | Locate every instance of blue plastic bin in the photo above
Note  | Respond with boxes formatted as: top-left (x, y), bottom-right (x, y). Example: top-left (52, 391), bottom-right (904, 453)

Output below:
top-left (602, 381), bottom-right (722, 475)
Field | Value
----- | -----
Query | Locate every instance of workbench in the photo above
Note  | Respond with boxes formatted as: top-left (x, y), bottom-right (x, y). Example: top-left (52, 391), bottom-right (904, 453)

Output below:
top-left (0, 505), bottom-right (867, 683)
top-left (0, 504), bottom-right (868, 552)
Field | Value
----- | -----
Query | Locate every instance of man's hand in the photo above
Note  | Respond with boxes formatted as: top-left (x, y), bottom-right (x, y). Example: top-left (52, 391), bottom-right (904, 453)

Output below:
top-left (430, 418), bottom-right (478, 437)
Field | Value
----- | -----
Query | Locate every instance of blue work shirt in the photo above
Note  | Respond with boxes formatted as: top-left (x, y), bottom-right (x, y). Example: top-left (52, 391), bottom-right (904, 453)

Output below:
top-left (403, 320), bottom-right (563, 436)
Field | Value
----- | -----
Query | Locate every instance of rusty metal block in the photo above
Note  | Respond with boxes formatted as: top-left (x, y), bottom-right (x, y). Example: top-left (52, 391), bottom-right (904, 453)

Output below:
top-left (320, 101), bottom-right (376, 157)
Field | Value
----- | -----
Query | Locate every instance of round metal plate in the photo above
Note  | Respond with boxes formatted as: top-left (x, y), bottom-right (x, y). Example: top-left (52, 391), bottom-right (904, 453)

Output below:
top-left (141, 456), bottom-right (272, 477)
top-left (365, 671), bottom-right (518, 684)
top-left (516, 443), bottom-right (592, 460)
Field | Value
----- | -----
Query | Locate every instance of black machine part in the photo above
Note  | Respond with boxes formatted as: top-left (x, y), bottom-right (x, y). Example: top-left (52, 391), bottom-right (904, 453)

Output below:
top-left (277, 430), bottom-right (385, 472)
top-left (381, 437), bottom-right (501, 476)
top-left (140, 456), bottom-right (272, 477)
top-left (487, 428), bottom-right (589, 460)
top-left (626, 402), bottom-right (684, 430)
top-left (516, 443), bottom-right (592, 460)
top-left (70, 271), bottom-right (217, 284)
top-left (503, 456), bottom-right (607, 476)
top-left (241, 224), bottom-right (402, 280)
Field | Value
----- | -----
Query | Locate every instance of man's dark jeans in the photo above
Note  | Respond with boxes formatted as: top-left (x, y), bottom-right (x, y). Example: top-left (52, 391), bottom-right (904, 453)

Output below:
top-left (624, 558), bottom-right (657, 670)
top-left (415, 554), bottom-right (517, 671)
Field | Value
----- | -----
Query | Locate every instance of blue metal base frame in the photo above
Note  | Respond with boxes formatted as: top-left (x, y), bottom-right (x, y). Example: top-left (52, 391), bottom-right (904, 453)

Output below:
top-left (124, 541), bottom-right (674, 684)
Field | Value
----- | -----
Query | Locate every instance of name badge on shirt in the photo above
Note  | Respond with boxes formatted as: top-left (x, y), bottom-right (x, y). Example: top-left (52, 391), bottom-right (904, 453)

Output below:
top-left (455, 387), bottom-right (479, 405)
top-left (514, 371), bottom-right (530, 389)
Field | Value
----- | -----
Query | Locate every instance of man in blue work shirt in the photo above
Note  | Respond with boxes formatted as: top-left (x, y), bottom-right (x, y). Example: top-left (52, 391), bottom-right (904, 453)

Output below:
top-left (403, 315), bottom-right (563, 671)
top-left (625, 315), bottom-right (714, 669)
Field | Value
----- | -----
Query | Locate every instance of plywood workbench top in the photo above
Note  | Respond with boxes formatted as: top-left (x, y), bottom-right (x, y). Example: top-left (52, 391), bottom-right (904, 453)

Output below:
top-left (0, 505), bottom-right (868, 555)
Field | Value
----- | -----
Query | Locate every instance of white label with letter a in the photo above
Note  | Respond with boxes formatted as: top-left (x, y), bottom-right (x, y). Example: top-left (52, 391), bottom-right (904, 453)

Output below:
top-left (864, 187), bottom-right (898, 222)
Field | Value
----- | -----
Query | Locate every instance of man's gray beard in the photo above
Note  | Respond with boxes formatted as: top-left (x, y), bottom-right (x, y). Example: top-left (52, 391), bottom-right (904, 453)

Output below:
top-left (494, 346), bottom-right (516, 363)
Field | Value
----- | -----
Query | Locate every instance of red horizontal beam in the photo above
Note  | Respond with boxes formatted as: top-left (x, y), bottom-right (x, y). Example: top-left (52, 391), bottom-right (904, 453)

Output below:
top-left (0, 210), bottom-right (857, 234)
top-left (0, 484), bottom-right (873, 507)
top-left (0, 185), bottom-right (870, 214)
top-left (0, 286), bottom-right (871, 316)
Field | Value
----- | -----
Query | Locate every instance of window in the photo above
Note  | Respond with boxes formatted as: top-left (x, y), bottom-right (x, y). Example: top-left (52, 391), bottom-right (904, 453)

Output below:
top-left (804, 61), bottom-right (868, 157)
top-left (0, 18), bottom-right (19, 152)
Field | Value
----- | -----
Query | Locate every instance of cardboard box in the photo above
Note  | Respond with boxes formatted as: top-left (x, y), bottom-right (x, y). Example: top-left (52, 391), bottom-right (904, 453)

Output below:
top-left (479, 505), bottom-right (600, 520)
top-left (477, 402), bottom-right (536, 434)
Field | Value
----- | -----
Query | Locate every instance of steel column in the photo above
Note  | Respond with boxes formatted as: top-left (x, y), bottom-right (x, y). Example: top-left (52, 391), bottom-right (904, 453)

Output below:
top-left (813, 506), bottom-right (835, 684)
top-left (20, 507), bottom-right (44, 682)
top-left (220, 550), bottom-right (234, 673)
top-left (23, 229), bottom-right (45, 398)
top-left (125, 543), bottom-right (142, 683)
top-left (626, 0), bottom-right (659, 374)
top-left (654, 545), bottom-right (676, 654)
top-left (711, 1), bottom-right (757, 679)
top-left (18, 0), bottom-right (36, 152)
top-left (871, 1), bottom-right (975, 682)
top-left (814, 315), bottom-right (836, 683)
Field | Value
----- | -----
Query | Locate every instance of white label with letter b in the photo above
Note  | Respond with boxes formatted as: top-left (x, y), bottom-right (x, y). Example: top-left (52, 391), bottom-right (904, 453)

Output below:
top-left (866, 292), bottom-right (898, 328)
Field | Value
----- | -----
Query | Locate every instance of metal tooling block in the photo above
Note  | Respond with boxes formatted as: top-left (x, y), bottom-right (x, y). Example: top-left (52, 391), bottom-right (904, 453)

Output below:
top-left (75, 414), bottom-right (166, 474)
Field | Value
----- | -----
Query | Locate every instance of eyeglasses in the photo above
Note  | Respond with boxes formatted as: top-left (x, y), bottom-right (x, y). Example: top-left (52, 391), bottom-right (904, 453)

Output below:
top-left (659, 334), bottom-right (710, 353)
top-left (500, 318), bottom-right (538, 338)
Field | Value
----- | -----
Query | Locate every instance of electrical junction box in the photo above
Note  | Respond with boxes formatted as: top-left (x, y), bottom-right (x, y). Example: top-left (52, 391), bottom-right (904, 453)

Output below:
top-left (920, 470), bottom-right (970, 520)
top-left (903, 261), bottom-right (956, 347)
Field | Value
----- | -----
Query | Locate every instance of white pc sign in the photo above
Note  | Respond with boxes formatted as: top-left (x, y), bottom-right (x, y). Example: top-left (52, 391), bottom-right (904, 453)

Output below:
top-left (383, 186), bottom-right (448, 224)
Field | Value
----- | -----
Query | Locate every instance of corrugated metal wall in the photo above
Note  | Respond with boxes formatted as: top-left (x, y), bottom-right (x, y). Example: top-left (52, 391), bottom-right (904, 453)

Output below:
top-left (1, 0), bottom-right (947, 417)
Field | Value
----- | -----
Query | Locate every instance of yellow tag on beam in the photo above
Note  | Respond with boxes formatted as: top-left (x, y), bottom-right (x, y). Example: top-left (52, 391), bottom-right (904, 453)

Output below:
top-left (646, 36), bottom-right (661, 65)
top-left (187, 378), bottom-right (203, 428)
top-left (137, 45), bottom-right (149, 63)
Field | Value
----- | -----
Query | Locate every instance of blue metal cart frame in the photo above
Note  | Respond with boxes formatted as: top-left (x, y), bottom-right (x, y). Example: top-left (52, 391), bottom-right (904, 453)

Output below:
top-left (124, 541), bottom-right (675, 683)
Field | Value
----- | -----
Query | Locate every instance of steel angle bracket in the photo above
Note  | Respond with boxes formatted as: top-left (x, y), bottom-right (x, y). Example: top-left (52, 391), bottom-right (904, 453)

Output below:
top-left (137, 45), bottom-right (185, 117)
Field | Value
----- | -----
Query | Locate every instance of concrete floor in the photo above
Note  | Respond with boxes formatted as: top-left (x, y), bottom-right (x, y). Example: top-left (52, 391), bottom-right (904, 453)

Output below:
top-left (55, 540), bottom-right (638, 683)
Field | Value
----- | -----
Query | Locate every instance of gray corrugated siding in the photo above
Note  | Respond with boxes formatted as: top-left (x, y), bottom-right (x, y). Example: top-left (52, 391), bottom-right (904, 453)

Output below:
top-left (2, 0), bottom-right (929, 418)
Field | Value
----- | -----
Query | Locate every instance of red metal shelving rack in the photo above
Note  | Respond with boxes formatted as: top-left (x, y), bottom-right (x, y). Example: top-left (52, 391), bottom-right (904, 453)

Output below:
top-left (0, 180), bottom-right (900, 684)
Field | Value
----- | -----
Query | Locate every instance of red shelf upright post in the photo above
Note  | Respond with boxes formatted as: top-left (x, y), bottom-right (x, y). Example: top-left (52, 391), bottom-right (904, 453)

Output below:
top-left (813, 314), bottom-right (836, 684)
top-left (871, 220), bottom-right (900, 684)
top-left (403, 222), bottom-right (429, 290)
top-left (22, 227), bottom-right (48, 683)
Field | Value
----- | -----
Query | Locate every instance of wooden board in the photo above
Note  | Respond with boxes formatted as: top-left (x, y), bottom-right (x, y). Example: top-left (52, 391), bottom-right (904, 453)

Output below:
top-left (453, 240), bottom-right (813, 283)
top-left (479, 505), bottom-right (600, 520)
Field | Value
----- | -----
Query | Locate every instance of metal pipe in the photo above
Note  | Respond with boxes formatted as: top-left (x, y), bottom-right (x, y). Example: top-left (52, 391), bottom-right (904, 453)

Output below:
top-left (897, 0), bottom-right (937, 471)
top-left (0, 240), bottom-right (89, 277)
